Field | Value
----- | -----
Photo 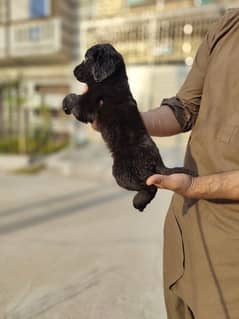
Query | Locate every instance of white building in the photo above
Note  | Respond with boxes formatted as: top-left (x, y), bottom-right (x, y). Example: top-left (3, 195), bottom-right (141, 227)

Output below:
top-left (0, 0), bottom-right (81, 135)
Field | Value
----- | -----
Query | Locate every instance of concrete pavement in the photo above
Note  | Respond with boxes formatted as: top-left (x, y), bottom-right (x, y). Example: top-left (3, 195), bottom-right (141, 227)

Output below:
top-left (0, 171), bottom-right (174, 319)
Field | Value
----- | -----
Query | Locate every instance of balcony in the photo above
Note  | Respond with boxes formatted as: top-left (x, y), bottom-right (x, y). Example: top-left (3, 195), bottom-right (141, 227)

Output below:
top-left (10, 18), bottom-right (62, 57)
top-left (80, 5), bottom-right (223, 64)
top-left (0, 26), bottom-right (6, 58)
top-left (0, 17), bottom-right (68, 64)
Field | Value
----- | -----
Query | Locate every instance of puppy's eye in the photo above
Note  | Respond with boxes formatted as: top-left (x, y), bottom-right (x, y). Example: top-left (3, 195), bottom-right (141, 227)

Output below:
top-left (84, 56), bottom-right (89, 63)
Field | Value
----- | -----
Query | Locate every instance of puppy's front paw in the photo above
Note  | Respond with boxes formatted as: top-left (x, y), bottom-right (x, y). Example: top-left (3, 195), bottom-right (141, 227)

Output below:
top-left (62, 93), bottom-right (79, 115)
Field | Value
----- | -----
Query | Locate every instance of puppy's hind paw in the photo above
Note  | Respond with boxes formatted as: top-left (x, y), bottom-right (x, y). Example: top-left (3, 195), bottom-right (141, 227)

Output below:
top-left (133, 199), bottom-right (147, 212)
top-left (133, 186), bottom-right (157, 212)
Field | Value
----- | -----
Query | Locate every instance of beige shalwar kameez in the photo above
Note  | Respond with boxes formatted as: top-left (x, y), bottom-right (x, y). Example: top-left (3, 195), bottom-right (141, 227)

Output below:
top-left (161, 8), bottom-right (239, 319)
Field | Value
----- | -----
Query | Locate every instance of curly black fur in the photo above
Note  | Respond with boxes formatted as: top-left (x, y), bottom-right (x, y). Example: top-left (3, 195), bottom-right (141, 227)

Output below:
top-left (63, 44), bottom-right (193, 212)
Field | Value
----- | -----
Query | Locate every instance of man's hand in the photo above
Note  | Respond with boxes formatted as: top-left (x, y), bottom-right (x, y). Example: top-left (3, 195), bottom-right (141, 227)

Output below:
top-left (147, 170), bottom-right (239, 200)
top-left (81, 83), bottom-right (100, 132)
top-left (79, 84), bottom-right (99, 131)
top-left (146, 173), bottom-right (194, 197)
top-left (92, 120), bottom-right (99, 131)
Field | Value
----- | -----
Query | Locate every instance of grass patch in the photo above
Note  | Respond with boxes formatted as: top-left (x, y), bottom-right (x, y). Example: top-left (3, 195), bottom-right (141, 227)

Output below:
top-left (0, 132), bottom-right (70, 155)
top-left (13, 163), bottom-right (46, 175)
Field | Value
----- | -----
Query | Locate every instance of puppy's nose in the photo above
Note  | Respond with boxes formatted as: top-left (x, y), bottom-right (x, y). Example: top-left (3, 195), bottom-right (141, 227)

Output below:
top-left (62, 102), bottom-right (71, 115)
top-left (63, 106), bottom-right (71, 115)
top-left (62, 93), bottom-right (79, 115)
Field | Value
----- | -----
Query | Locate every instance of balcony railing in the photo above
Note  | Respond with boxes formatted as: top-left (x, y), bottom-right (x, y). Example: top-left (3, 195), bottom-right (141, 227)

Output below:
top-left (10, 18), bottom-right (62, 57)
top-left (0, 26), bottom-right (5, 58)
top-left (80, 6), bottom-right (224, 64)
top-left (0, 17), bottom-right (62, 59)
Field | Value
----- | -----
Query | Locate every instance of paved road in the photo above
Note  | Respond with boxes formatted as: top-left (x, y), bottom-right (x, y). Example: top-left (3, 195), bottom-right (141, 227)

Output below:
top-left (0, 170), bottom-right (174, 319)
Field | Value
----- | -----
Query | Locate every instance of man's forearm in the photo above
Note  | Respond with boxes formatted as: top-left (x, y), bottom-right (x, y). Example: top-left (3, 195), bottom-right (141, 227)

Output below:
top-left (141, 105), bottom-right (182, 137)
top-left (187, 170), bottom-right (239, 200)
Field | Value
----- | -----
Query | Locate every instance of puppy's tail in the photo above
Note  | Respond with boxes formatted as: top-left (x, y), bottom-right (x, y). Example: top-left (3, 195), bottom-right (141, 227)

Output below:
top-left (156, 166), bottom-right (197, 177)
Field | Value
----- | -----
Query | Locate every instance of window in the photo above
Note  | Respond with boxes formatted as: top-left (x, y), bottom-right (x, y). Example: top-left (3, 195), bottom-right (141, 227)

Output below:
top-left (200, 0), bottom-right (214, 4)
top-left (193, 0), bottom-right (215, 4)
top-left (30, 0), bottom-right (50, 18)
top-left (0, 0), bottom-right (6, 23)
top-left (127, 0), bottom-right (155, 6)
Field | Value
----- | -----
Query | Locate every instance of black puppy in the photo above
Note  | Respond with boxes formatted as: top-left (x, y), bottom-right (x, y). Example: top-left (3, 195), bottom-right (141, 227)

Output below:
top-left (63, 43), bottom-right (193, 212)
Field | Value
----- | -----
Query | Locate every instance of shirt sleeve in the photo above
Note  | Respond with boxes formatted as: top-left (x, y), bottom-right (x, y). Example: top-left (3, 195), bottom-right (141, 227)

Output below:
top-left (161, 11), bottom-right (230, 132)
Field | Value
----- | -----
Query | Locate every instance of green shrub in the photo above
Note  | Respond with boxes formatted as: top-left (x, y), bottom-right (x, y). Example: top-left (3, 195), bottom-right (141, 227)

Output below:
top-left (14, 163), bottom-right (46, 175)
top-left (0, 131), bottom-right (70, 155)
top-left (0, 137), bottom-right (19, 154)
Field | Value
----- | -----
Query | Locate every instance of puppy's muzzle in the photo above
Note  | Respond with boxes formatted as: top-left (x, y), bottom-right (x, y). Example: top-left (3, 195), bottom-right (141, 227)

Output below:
top-left (73, 65), bottom-right (85, 82)
top-left (73, 66), bottom-right (80, 78)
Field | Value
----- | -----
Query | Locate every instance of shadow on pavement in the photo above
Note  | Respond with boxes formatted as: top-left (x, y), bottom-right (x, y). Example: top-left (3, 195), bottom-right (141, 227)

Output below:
top-left (0, 190), bottom-right (130, 237)
top-left (0, 185), bottom-right (105, 218)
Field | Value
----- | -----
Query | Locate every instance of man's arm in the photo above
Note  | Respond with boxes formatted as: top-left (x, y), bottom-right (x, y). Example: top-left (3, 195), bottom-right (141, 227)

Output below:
top-left (140, 105), bottom-right (182, 137)
top-left (187, 170), bottom-right (239, 200)
top-left (146, 170), bottom-right (239, 200)
top-left (92, 104), bottom-right (183, 136)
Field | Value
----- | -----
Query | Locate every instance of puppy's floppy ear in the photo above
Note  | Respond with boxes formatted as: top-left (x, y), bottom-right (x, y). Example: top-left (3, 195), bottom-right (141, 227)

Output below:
top-left (92, 44), bottom-right (120, 82)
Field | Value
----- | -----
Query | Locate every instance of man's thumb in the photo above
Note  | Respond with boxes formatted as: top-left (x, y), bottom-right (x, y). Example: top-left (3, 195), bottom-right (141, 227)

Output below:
top-left (146, 174), bottom-right (164, 186)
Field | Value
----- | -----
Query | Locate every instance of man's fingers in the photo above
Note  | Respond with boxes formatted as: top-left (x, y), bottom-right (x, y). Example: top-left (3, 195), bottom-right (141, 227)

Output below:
top-left (81, 83), bottom-right (88, 94)
top-left (146, 173), bottom-right (194, 195)
top-left (91, 120), bottom-right (100, 132)
top-left (80, 84), bottom-right (98, 131)
top-left (146, 174), bottom-right (164, 186)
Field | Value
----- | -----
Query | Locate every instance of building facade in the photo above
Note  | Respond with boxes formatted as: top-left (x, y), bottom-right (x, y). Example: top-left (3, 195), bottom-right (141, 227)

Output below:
top-left (1, 0), bottom-right (239, 143)
top-left (80, 0), bottom-right (239, 65)
top-left (0, 0), bottom-right (80, 137)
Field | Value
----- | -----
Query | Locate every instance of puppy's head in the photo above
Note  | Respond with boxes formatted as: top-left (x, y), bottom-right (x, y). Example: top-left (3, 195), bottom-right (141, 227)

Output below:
top-left (73, 44), bottom-right (125, 84)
